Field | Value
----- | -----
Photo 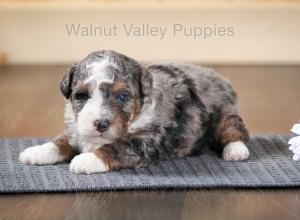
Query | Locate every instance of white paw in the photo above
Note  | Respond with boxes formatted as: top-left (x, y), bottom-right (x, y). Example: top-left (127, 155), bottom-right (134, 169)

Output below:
top-left (19, 142), bottom-right (64, 165)
top-left (70, 152), bottom-right (109, 174)
top-left (222, 141), bottom-right (249, 161)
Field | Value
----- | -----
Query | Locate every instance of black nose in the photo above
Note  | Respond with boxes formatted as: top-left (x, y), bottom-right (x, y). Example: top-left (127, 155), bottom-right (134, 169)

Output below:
top-left (94, 119), bottom-right (110, 133)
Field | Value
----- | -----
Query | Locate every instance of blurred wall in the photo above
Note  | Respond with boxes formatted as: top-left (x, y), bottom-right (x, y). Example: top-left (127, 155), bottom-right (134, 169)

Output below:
top-left (0, 2), bottom-right (300, 64)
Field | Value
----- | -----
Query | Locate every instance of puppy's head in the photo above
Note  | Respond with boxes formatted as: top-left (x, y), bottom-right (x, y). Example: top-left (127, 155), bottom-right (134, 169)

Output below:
top-left (61, 50), bottom-right (152, 141)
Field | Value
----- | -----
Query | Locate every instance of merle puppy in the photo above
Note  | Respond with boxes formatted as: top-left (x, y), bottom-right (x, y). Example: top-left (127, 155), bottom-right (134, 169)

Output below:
top-left (19, 50), bottom-right (249, 174)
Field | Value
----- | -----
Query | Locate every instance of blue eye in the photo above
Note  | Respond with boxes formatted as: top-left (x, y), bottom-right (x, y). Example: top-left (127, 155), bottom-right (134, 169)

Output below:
top-left (116, 93), bottom-right (129, 103)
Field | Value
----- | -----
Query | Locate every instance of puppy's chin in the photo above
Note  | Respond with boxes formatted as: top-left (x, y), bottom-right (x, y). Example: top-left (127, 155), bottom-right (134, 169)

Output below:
top-left (78, 131), bottom-right (101, 139)
top-left (76, 125), bottom-right (121, 142)
top-left (77, 128), bottom-right (112, 147)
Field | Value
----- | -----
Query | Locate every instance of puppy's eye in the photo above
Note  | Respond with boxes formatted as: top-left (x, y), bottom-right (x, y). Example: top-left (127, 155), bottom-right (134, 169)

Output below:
top-left (75, 92), bottom-right (89, 100)
top-left (116, 93), bottom-right (129, 103)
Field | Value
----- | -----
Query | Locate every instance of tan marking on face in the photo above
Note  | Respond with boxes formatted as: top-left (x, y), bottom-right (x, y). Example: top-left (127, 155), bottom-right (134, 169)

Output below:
top-left (84, 81), bottom-right (94, 92)
top-left (128, 98), bottom-right (142, 125)
top-left (109, 112), bottom-right (127, 138)
top-left (76, 83), bottom-right (89, 93)
top-left (111, 80), bottom-right (128, 94)
top-left (53, 135), bottom-right (77, 161)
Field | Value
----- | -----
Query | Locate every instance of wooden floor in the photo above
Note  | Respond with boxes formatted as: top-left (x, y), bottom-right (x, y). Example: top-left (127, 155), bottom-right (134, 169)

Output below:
top-left (0, 65), bottom-right (300, 220)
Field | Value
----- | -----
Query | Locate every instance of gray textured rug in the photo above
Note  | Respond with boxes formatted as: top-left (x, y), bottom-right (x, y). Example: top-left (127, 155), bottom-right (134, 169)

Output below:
top-left (0, 134), bottom-right (299, 193)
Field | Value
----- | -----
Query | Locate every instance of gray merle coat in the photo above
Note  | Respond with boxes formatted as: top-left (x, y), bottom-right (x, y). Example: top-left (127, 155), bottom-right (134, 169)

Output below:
top-left (19, 50), bottom-right (249, 174)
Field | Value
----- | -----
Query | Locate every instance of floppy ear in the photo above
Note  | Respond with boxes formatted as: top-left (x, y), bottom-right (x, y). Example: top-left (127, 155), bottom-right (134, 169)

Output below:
top-left (60, 63), bottom-right (77, 99)
top-left (140, 68), bottom-right (153, 98)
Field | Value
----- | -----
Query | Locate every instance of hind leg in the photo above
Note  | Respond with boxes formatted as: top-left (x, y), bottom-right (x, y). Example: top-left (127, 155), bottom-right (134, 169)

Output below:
top-left (216, 113), bottom-right (250, 161)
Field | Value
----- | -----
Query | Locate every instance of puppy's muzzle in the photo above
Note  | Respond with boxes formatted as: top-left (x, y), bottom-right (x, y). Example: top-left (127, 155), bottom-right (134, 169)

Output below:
top-left (93, 119), bottom-right (110, 133)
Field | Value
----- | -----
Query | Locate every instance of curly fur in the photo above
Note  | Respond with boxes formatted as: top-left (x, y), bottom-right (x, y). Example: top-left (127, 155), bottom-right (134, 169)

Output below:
top-left (19, 50), bottom-right (249, 174)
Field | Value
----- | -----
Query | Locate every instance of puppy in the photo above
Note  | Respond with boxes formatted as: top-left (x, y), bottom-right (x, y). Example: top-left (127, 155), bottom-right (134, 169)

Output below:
top-left (19, 50), bottom-right (249, 174)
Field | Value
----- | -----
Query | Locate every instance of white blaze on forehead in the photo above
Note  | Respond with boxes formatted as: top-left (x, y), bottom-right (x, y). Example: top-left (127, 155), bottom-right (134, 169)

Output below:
top-left (76, 59), bottom-right (117, 143)
top-left (85, 58), bottom-right (115, 87)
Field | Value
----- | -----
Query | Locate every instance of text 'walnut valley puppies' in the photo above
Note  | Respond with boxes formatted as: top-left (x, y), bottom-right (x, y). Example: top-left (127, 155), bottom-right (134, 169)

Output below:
top-left (19, 50), bottom-right (249, 174)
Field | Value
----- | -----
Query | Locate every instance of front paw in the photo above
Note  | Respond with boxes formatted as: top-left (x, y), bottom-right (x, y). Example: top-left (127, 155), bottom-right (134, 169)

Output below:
top-left (70, 152), bottom-right (109, 174)
top-left (19, 142), bottom-right (64, 165)
top-left (222, 141), bottom-right (249, 161)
